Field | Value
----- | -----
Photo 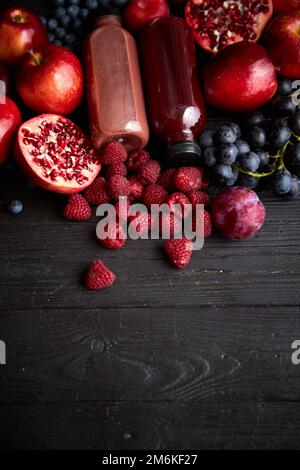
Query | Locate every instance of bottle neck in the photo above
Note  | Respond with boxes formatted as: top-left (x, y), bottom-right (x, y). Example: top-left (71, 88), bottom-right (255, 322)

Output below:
top-left (94, 16), bottom-right (121, 29)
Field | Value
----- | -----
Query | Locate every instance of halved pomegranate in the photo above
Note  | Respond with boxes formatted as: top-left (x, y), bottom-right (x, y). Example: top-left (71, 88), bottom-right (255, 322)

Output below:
top-left (185, 0), bottom-right (273, 53)
top-left (15, 114), bottom-right (101, 194)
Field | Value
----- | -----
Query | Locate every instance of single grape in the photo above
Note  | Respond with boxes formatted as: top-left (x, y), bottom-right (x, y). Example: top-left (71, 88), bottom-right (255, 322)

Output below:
top-left (272, 170), bottom-right (293, 195)
top-left (214, 125), bottom-right (237, 144)
top-left (238, 152), bottom-right (260, 172)
top-left (217, 143), bottom-right (238, 164)
top-left (202, 147), bottom-right (218, 168)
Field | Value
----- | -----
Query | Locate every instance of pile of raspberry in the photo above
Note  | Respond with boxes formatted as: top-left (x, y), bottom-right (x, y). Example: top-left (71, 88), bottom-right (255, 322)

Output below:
top-left (63, 141), bottom-right (213, 290)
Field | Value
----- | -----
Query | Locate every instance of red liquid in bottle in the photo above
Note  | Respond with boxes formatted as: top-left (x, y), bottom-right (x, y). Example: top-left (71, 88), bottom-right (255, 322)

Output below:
top-left (140, 16), bottom-right (206, 164)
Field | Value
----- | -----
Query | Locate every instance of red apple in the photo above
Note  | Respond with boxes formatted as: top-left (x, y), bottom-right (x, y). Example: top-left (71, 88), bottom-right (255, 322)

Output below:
top-left (273, 0), bottom-right (300, 15)
top-left (15, 45), bottom-right (84, 115)
top-left (264, 11), bottom-right (300, 78)
top-left (0, 7), bottom-right (48, 65)
top-left (0, 64), bottom-right (12, 96)
top-left (0, 97), bottom-right (22, 165)
top-left (124, 0), bottom-right (170, 32)
top-left (203, 41), bottom-right (278, 112)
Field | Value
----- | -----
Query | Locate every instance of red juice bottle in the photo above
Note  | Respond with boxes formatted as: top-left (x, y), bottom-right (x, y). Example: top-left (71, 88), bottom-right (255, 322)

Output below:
top-left (140, 15), bottom-right (206, 164)
top-left (85, 8), bottom-right (149, 153)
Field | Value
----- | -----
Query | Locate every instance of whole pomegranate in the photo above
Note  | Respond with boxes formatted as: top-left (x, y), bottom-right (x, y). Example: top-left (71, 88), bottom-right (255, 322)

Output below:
top-left (124, 0), bottom-right (170, 32)
top-left (273, 0), bottom-right (300, 15)
top-left (212, 187), bottom-right (266, 240)
top-left (203, 41), bottom-right (278, 112)
top-left (15, 45), bottom-right (84, 115)
top-left (0, 97), bottom-right (22, 165)
top-left (0, 64), bottom-right (12, 96)
top-left (185, 0), bottom-right (273, 53)
top-left (15, 114), bottom-right (101, 194)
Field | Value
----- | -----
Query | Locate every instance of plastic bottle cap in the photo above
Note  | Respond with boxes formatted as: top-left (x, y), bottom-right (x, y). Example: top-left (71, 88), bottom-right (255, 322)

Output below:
top-left (168, 141), bottom-right (202, 166)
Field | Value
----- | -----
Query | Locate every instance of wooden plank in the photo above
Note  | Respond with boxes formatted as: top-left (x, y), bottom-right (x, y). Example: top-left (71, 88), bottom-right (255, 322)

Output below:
top-left (1, 306), bottom-right (300, 404)
top-left (1, 401), bottom-right (300, 450)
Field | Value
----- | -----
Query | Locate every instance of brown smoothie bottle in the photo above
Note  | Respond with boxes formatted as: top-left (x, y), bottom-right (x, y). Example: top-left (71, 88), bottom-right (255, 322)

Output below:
top-left (85, 7), bottom-right (149, 152)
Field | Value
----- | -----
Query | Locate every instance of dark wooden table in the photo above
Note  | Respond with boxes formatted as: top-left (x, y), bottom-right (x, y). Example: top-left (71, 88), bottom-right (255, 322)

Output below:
top-left (1, 0), bottom-right (300, 451)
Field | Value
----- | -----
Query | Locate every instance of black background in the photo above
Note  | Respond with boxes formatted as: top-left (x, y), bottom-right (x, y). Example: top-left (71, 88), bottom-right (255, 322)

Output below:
top-left (0, 0), bottom-right (300, 450)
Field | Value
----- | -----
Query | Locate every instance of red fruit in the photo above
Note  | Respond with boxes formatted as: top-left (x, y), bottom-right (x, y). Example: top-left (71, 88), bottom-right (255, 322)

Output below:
top-left (63, 194), bottom-right (91, 221)
top-left (174, 166), bottom-right (202, 193)
top-left (203, 41), bottom-right (278, 112)
top-left (127, 150), bottom-right (150, 172)
top-left (0, 7), bottom-right (48, 65)
top-left (100, 141), bottom-right (127, 165)
top-left (164, 238), bottom-right (193, 269)
top-left (143, 183), bottom-right (168, 207)
top-left (138, 160), bottom-right (161, 185)
top-left (98, 221), bottom-right (126, 250)
top-left (167, 192), bottom-right (192, 218)
top-left (84, 177), bottom-right (110, 206)
top-left (192, 209), bottom-right (213, 237)
top-left (106, 162), bottom-right (127, 177)
top-left (107, 175), bottom-right (131, 199)
top-left (212, 187), bottom-right (266, 240)
top-left (157, 168), bottom-right (176, 192)
top-left (15, 114), bottom-right (101, 194)
top-left (159, 211), bottom-right (182, 238)
top-left (128, 211), bottom-right (152, 235)
top-left (114, 197), bottom-right (131, 224)
top-left (128, 175), bottom-right (144, 200)
top-left (0, 97), bottom-right (22, 166)
top-left (264, 11), bottom-right (300, 78)
top-left (86, 260), bottom-right (116, 290)
top-left (273, 0), bottom-right (300, 15)
top-left (185, 0), bottom-right (273, 54)
top-left (187, 190), bottom-right (210, 208)
top-left (124, 0), bottom-right (170, 33)
top-left (15, 45), bottom-right (83, 115)
top-left (0, 64), bottom-right (12, 96)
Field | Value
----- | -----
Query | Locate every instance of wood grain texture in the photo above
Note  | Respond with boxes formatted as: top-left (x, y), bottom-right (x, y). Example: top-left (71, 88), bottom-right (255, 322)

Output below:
top-left (0, 0), bottom-right (300, 450)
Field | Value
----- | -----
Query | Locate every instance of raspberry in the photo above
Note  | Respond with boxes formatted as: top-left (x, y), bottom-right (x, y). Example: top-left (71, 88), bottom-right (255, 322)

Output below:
top-left (64, 194), bottom-right (91, 221)
top-left (127, 150), bottom-right (150, 172)
top-left (107, 175), bottom-right (131, 199)
top-left (128, 175), bottom-right (144, 200)
top-left (98, 221), bottom-right (126, 250)
top-left (128, 211), bottom-right (152, 235)
top-left (157, 168), bottom-right (176, 192)
top-left (159, 212), bottom-right (182, 238)
top-left (100, 141), bottom-right (127, 165)
top-left (192, 209), bottom-right (213, 237)
top-left (187, 190), bottom-right (210, 208)
top-left (164, 238), bottom-right (193, 269)
top-left (114, 197), bottom-right (131, 224)
top-left (138, 160), bottom-right (161, 185)
top-left (142, 183), bottom-right (168, 207)
top-left (84, 177), bottom-right (110, 206)
top-left (85, 260), bottom-right (116, 290)
top-left (106, 162), bottom-right (127, 177)
top-left (174, 166), bottom-right (203, 193)
top-left (167, 192), bottom-right (192, 218)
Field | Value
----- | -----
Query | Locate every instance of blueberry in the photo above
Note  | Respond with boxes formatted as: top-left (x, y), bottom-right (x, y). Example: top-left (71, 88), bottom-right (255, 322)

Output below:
top-left (59, 15), bottom-right (71, 28)
top-left (114, 0), bottom-right (128, 5)
top-left (238, 174), bottom-right (259, 189)
top-left (247, 126), bottom-right (267, 149)
top-left (48, 32), bottom-right (56, 42)
top-left (272, 170), bottom-right (293, 195)
top-left (227, 122), bottom-right (241, 139)
top-left (53, 39), bottom-right (63, 46)
top-left (67, 5), bottom-right (80, 18)
top-left (65, 33), bottom-right (76, 44)
top-left (289, 112), bottom-right (300, 135)
top-left (271, 96), bottom-right (296, 116)
top-left (215, 125), bottom-right (237, 144)
top-left (256, 150), bottom-right (270, 168)
top-left (55, 27), bottom-right (66, 39)
top-left (238, 152), bottom-right (260, 172)
top-left (213, 163), bottom-right (234, 185)
top-left (277, 77), bottom-right (293, 96)
top-left (55, 7), bottom-right (67, 19)
top-left (71, 18), bottom-right (82, 30)
top-left (48, 18), bottom-right (59, 31)
top-left (217, 143), bottom-right (238, 164)
top-left (40, 16), bottom-right (47, 26)
top-left (268, 123), bottom-right (291, 150)
top-left (8, 200), bottom-right (23, 215)
top-left (198, 129), bottom-right (215, 149)
top-left (287, 175), bottom-right (300, 198)
top-left (202, 147), bottom-right (218, 168)
top-left (85, 0), bottom-right (99, 10)
top-left (244, 111), bottom-right (265, 127)
top-left (236, 140), bottom-right (250, 156)
top-left (69, 0), bottom-right (80, 4)
top-left (80, 8), bottom-right (90, 20)
top-left (54, 0), bottom-right (65, 6)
